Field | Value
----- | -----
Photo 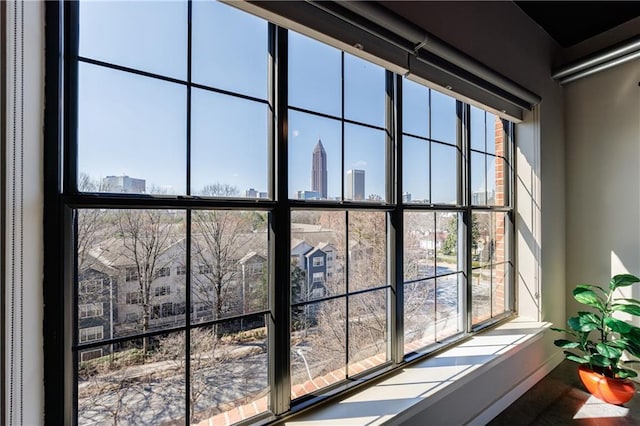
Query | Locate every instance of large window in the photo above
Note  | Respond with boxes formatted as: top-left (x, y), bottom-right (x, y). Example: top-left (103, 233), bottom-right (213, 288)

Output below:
top-left (56, 1), bottom-right (515, 425)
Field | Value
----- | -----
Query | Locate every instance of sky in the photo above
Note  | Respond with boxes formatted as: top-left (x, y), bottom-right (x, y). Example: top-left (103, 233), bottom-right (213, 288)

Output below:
top-left (78, 0), bottom-right (501, 203)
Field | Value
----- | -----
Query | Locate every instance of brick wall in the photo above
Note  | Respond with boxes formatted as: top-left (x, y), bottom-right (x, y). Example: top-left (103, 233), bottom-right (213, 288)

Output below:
top-left (493, 117), bottom-right (506, 315)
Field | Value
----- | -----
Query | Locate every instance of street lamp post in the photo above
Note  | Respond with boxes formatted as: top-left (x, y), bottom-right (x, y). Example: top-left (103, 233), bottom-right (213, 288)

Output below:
top-left (295, 348), bottom-right (313, 382)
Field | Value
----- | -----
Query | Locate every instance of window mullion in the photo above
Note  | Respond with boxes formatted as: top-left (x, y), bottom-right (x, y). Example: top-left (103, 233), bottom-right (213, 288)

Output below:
top-left (462, 103), bottom-right (473, 334)
top-left (390, 73), bottom-right (403, 364)
top-left (185, 2), bottom-right (193, 422)
top-left (65, 0), bottom-right (79, 194)
top-left (270, 24), bottom-right (291, 416)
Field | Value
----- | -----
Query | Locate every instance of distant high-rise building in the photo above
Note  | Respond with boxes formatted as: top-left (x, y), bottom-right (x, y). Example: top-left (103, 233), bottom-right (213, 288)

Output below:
top-left (312, 139), bottom-right (327, 199)
top-left (102, 175), bottom-right (146, 193)
top-left (246, 188), bottom-right (268, 199)
top-left (297, 190), bottom-right (321, 200)
top-left (472, 189), bottom-right (496, 205)
top-left (346, 169), bottom-right (365, 201)
top-left (402, 192), bottom-right (412, 203)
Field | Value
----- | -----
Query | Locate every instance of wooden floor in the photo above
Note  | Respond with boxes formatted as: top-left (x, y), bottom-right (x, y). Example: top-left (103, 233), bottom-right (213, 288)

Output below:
top-left (487, 360), bottom-right (640, 425)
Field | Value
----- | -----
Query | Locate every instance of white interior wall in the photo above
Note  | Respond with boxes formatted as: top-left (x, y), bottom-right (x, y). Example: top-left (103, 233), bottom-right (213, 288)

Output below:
top-left (565, 58), bottom-right (640, 316)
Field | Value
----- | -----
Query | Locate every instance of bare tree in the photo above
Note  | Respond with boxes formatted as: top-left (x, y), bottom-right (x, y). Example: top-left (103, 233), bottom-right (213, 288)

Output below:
top-left (348, 211), bottom-right (386, 290)
top-left (77, 173), bottom-right (110, 271)
top-left (117, 209), bottom-right (182, 354)
top-left (192, 211), bottom-right (259, 321)
top-left (315, 211), bottom-right (346, 296)
top-left (197, 182), bottom-right (240, 198)
top-left (402, 211), bottom-right (436, 281)
top-left (191, 183), bottom-right (268, 324)
top-left (154, 328), bottom-right (234, 424)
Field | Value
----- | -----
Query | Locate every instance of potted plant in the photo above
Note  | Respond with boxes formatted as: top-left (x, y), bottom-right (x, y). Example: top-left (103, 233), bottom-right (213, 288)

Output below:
top-left (552, 273), bottom-right (640, 404)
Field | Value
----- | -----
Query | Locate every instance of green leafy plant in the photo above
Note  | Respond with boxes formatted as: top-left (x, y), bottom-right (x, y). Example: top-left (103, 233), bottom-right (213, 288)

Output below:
top-left (552, 273), bottom-right (640, 379)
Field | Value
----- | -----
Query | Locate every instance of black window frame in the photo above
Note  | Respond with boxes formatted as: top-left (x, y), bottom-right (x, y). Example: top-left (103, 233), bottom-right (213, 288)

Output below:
top-left (42, 1), bottom-right (517, 425)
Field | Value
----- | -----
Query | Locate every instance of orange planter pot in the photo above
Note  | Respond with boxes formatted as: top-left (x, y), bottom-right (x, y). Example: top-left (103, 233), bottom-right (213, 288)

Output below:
top-left (578, 365), bottom-right (636, 405)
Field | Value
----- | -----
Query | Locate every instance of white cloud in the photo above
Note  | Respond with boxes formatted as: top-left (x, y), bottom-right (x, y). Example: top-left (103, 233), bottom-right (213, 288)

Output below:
top-left (353, 160), bottom-right (367, 168)
top-left (292, 129), bottom-right (300, 137)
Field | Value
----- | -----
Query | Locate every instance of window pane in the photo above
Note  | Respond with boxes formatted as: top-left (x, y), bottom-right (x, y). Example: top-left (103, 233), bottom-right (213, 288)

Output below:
top-left (192, 0), bottom-right (267, 99)
top-left (291, 298), bottom-right (346, 399)
top-left (291, 210), bottom-right (346, 298)
top-left (486, 112), bottom-right (498, 155)
top-left (436, 212), bottom-right (460, 273)
top-left (344, 53), bottom-right (385, 127)
top-left (404, 213), bottom-right (461, 348)
top-left (472, 212), bottom-right (492, 267)
top-left (402, 136), bottom-right (429, 204)
top-left (492, 263), bottom-right (511, 318)
top-left (78, 64), bottom-right (186, 195)
top-left (472, 211), bottom-right (495, 325)
top-left (348, 289), bottom-right (388, 376)
top-left (430, 90), bottom-right (457, 143)
top-left (348, 211), bottom-right (387, 292)
top-left (471, 152), bottom-right (487, 206)
top-left (77, 333), bottom-right (186, 425)
top-left (402, 78), bottom-right (429, 137)
top-left (77, 209), bottom-right (186, 340)
top-left (403, 211), bottom-right (435, 282)
top-left (431, 143), bottom-right (458, 204)
top-left (472, 211), bottom-right (511, 325)
top-left (191, 210), bottom-right (268, 324)
top-left (470, 105), bottom-right (485, 152)
top-left (79, 0), bottom-right (187, 80)
top-left (472, 267), bottom-right (491, 325)
top-left (487, 155), bottom-right (497, 205)
top-left (403, 279), bottom-right (435, 353)
top-left (288, 110), bottom-right (342, 200)
top-left (77, 209), bottom-right (113, 341)
top-left (475, 211), bottom-right (509, 266)
top-left (289, 31), bottom-right (341, 116)
top-left (435, 273), bottom-right (462, 340)
top-left (191, 89), bottom-right (268, 197)
top-left (494, 212), bottom-right (510, 265)
top-left (344, 124), bottom-right (387, 202)
top-left (189, 317), bottom-right (269, 425)
top-left (487, 155), bottom-right (508, 206)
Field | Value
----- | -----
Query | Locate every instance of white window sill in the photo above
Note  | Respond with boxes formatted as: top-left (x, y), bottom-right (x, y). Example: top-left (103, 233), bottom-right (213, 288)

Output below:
top-left (283, 319), bottom-right (551, 426)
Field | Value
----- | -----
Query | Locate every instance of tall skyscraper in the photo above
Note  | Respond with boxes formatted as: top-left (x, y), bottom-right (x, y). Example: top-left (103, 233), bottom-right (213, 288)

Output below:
top-left (312, 139), bottom-right (327, 199)
top-left (346, 169), bottom-right (365, 201)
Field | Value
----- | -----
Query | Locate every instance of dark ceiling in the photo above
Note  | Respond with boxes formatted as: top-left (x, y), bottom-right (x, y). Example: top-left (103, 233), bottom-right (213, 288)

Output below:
top-left (515, 1), bottom-right (640, 48)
